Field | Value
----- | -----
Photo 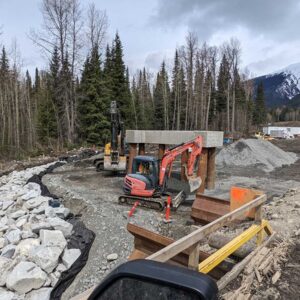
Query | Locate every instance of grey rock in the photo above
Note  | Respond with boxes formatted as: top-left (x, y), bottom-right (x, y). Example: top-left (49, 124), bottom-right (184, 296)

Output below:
top-left (30, 245), bottom-right (63, 273)
top-left (6, 261), bottom-right (47, 294)
top-left (25, 287), bottom-right (53, 300)
top-left (62, 248), bottom-right (81, 269)
top-left (0, 287), bottom-right (15, 300)
top-left (16, 217), bottom-right (27, 228)
top-left (55, 263), bottom-right (67, 273)
top-left (2, 200), bottom-right (14, 211)
top-left (10, 210), bottom-right (26, 220)
top-left (5, 229), bottom-right (21, 244)
top-left (44, 207), bottom-right (56, 218)
top-left (21, 231), bottom-right (37, 239)
top-left (40, 229), bottom-right (67, 250)
top-left (21, 183), bottom-right (41, 201)
top-left (24, 196), bottom-right (50, 210)
top-left (31, 221), bottom-right (52, 234)
top-left (0, 256), bottom-right (12, 286)
top-left (1, 244), bottom-right (16, 258)
top-left (0, 237), bottom-right (7, 249)
top-left (0, 224), bottom-right (8, 233)
top-left (14, 238), bottom-right (40, 258)
top-left (53, 207), bottom-right (70, 219)
top-left (49, 273), bottom-right (59, 287)
top-left (47, 217), bottom-right (73, 237)
top-left (107, 253), bottom-right (118, 261)
top-left (31, 204), bottom-right (48, 215)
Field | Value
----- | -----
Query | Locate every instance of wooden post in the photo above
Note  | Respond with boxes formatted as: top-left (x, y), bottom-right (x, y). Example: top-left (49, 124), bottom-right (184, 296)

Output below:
top-left (188, 243), bottom-right (200, 270)
top-left (207, 147), bottom-right (216, 190)
top-left (158, 144), bottom-right (165, 160)
top-left (181, 150), bottom-right (189, 181)
top-left (138, 143), bottom-right (145, 155)
top-left (128, 143), bottom-right (137, 173)
top-left (198, 148), bottom-right (208, 193)
top-left (255, 204), bottom-right (263, 246)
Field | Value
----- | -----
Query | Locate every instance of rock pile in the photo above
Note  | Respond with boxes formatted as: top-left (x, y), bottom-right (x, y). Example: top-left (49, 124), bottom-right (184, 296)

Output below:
top-left (216, 138), bottom-right (298, 172)
top-left (0, 163), bottom-right (81, 300)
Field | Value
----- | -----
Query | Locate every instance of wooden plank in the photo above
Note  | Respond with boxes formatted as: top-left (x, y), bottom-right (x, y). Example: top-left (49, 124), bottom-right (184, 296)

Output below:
top-left (206, 148), bottom-right (216, 190)
top-left (127, 143), bottom-right (137, 173)
top-left (147, 194), bottom-right (267, 262)
top-left (192, 194), bottom-right (230, 224)
top-left (188, 243), bottom-right (200, 270)
top-left (158, 144), bottom-right (166, 160)
top-left (198, 148), bottom-right (208, 193)
top-left (138, 143), bottom-right (145, 155)
top-left (127, 223), bottom-right (232, 279)
top-left (217, 232), bottom-right (276, 291)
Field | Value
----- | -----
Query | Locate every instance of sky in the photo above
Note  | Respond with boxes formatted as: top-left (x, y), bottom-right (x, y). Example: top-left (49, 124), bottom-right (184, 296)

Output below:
top-left (0, 0), bottom-right (300, 77)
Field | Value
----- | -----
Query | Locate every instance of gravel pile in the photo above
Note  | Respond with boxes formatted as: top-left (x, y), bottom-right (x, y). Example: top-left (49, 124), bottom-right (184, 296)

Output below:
top-left (216, 139), bottom-right (298, 172)
top-left (0, 163), bottom-right (81, 300)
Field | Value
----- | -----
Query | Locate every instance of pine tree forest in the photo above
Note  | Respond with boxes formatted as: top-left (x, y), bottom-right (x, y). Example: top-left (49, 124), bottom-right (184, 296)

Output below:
top-left (0, 1), bottom-right (267, 159)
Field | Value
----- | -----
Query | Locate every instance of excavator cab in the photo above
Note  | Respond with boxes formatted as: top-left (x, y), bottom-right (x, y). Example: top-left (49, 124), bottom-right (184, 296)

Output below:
top-left (131, 156), bottom-right (159, 190)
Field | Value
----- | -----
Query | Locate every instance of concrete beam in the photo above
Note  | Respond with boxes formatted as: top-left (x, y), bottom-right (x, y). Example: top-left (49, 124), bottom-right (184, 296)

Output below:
top-left (126, 130), bottom-right (223, 148)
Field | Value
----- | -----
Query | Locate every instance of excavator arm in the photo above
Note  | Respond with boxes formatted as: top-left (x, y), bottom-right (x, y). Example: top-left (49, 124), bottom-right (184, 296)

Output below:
top-left (159, 136), bottom-right (203, 192)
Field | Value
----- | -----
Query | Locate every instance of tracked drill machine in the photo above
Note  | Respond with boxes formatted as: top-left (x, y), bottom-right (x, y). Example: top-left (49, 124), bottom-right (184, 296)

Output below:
top-left (119, 136), bottom-right (203, 210)
top-left (94, 101), bottom-right (126, 172)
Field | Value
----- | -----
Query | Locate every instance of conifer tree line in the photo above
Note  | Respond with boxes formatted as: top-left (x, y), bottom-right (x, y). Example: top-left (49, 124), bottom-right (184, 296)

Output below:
top-left (0, 1), bottom-right (268, 159)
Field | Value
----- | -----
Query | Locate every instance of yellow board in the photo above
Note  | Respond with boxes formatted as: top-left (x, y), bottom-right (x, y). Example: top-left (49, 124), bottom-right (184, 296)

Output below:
top-left (198, 220), bottom-right (273, 274)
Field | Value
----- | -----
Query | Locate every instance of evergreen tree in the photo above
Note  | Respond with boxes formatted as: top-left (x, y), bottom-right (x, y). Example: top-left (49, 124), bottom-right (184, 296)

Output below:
top-left (154, 61), bottom-right (171, 130)
top-left (110, 33), bottom-right (133, 127)
top-left (217, 54), bottom-right (230, 113)
top-left (78, 45), bottom-right (110, 145)
top-left (37, 47), bottom-right (60, 145)
top-left (0, 47), bottom-right (9, 76)
top-left (253, 81), bottom-right (266, 125)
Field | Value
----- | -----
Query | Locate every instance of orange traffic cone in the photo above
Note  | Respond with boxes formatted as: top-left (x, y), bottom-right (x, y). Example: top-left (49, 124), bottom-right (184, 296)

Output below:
top-left (128, 201), bottom-right (139, 218)
top-left (163, 196), bottom-right (172, 223)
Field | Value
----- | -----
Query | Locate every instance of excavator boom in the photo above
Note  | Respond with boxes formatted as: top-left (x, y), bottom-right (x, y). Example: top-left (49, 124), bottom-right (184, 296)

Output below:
top-left (159, 136), bottom-right (203, 192)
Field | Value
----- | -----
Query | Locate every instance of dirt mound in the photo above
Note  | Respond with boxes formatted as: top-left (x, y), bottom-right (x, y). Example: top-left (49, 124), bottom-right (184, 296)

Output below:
top-left (216, 139), bottom-right (298, 172)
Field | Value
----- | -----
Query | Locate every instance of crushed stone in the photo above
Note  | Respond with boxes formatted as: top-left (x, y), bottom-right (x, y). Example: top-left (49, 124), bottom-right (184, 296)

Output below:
top-left (216, 139), bottom-right (298, 172)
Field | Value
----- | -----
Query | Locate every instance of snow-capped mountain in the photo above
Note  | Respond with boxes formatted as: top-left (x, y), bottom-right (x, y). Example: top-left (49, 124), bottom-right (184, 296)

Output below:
top-left (253, 63), bottom-right (300, 107)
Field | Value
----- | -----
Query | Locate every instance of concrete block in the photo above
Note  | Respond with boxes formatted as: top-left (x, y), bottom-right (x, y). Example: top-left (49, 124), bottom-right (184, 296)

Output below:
top-left (126, 130), bottom-right (223, 148)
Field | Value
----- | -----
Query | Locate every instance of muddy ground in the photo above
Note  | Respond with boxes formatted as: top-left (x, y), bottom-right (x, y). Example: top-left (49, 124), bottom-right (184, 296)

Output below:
top-left (42, 138), bottom-right (300, 299)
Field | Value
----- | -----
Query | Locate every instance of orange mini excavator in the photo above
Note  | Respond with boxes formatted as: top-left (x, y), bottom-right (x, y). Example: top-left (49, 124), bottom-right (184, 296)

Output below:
top-left (118, 136), bottom-right (203, 210)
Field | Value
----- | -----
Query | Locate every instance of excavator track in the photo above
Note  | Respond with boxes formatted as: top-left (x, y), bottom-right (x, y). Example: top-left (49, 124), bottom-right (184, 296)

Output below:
top-left (118, 195), bottom-right (166, 211)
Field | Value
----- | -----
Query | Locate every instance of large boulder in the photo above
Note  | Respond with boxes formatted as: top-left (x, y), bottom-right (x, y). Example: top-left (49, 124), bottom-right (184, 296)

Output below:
top-left (24, 196), bottom-right (51, 210)
top-left (62, 248), bottom-right (81, 269)
top-left (6, 261), bottom-right (47, 294)
top-left (25, 287), bottom-right (53, 300)
top-left (0, 287), bottom-right (15, 300)
top-left (1, 244), bottom-right (16, 258)
top-left (14, 238), bottom-right (40, 258)
top-left (0, 256), bottom-right (12, 286)
top-left (47, 217), bottom-right (73, 237)
top-left (5, 228), bottom-right (21, 244)
top-left (40, 229), bottom-right (67, 251)
top-left (30, 245), bottom-right (63, 273)
top-left (45, 207), bottom-right (70, 219)
top-left (10, 210), bottom-right (26, 220)
top-left (21, 183), bottom-right (41, 201)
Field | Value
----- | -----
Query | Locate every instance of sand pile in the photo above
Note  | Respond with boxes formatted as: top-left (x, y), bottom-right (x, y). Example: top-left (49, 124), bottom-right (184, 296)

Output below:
top-left (216, 139), bottom-right (298, 172)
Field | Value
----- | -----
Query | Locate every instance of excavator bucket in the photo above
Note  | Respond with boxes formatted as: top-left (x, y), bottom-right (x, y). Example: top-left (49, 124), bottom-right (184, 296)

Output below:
top-left (188, 175), bottom-right (202, 192)
top-left (184, 165), bottom-right (202, 192)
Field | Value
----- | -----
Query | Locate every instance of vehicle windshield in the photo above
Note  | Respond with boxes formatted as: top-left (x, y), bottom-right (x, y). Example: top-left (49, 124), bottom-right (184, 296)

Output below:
top-left (132, 159), bottom-right (155, 176)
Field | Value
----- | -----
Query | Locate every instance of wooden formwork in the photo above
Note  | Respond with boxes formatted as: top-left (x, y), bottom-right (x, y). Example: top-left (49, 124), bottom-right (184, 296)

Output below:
top-left (72, 191), bottom-right (271, 300)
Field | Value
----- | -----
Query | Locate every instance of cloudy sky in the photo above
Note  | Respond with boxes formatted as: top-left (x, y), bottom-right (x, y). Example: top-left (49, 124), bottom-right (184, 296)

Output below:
top-left (0, 0), bottom-right (300, 77)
